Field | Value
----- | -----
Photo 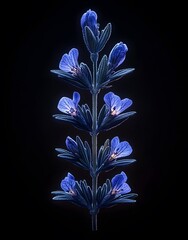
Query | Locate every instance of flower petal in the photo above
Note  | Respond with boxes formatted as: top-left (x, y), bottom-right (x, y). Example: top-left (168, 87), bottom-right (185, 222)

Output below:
top-left (81, 9), bottom-right (98, 36)
top-left (108, 42), bottom-right (128, 70)
top-left (67, 172), bottom-right (75, 181)
top-left (116, 141), bottom-right (132, 158)
top-left (57, 97), bottom-right (75, 113)
top-left (60, 172), bottom-right (76, 192)
top-left (110, 136), bottom-right (120, 153)
top-left (119, 98), bottom-right (132, 113)
top-left (111, 171), bottom-right (127, 190)
top-left (69, 48), bottom-right (79, 68)
top-left (104, 92), bottom-right (120, 108)
top-left (73, 92), bottom-right (80, 107)
top-left (120, 183), bottom-right (131, 194)
top-left (59, 54), bottom-right (72, 71)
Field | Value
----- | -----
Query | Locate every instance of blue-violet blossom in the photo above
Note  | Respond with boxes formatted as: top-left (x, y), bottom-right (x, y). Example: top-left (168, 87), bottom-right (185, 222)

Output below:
top-left (81, 9), bottom-right (99, 37)
top-left (59, 48), bottom-right (81, 75)
top-left (61, 172), bottom-right (76, 196)
top-left (111, 171), bottom-right (131, 195)
top-left (104, 92), bottom-right (132, 116)
top-left (109, 136), bottom-right (132, 161)
top-left (108, 42), bottom-right (128, 71)
top-left (57, 91), bottom-right (80, 116)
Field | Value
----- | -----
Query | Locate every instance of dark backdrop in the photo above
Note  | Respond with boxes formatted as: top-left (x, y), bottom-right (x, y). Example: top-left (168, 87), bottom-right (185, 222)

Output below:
top-left (4, 0), bottom-right (182, 238)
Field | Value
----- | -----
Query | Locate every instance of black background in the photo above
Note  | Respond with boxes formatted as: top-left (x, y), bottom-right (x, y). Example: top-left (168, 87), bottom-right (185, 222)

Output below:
top-left (4, 0), bottom-right (183, 238)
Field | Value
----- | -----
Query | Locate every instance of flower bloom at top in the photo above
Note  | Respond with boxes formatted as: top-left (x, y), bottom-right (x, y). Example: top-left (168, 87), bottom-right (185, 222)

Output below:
top-left (104, 92), bottom-right (132, 116)
top-left (81, 9), bottom-right (99, 37)
top-left (66, 136), bottom-right (79, 154)
top-left (57, 92), bottom-right (80, 116)
top-left (80, 9), bottom-right (112, 54)
top-left (109, 136), bottom-right (132, 161)
top-left (108, 42), bottom-right (128, 71)
top-left (111, 171), bottom-right (131, 195)
top-left (59, 48), bottom-right (81, 75)
top-left (60, 172), bottom-right (76, 196)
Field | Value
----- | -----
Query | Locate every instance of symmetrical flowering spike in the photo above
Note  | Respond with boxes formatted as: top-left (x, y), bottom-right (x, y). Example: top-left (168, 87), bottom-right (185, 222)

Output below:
top-left (51, 8), bottom-right (137, 232)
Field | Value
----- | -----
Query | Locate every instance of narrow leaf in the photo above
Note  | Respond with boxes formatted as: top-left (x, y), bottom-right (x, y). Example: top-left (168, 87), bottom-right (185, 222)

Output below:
top-left (109, 68), bottom-right (135, 82)
top-left (84, 26), bottom-right (97, 53)
top-left (97, 23), bottom-right (112, 52)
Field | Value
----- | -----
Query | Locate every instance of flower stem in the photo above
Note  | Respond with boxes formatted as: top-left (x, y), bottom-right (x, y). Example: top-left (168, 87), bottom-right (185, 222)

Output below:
top-left (91, 53), bottom-right (99, 231)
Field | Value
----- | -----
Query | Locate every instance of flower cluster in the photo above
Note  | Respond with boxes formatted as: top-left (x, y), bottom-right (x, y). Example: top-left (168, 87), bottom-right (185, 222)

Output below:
top-left (51, 9), bottom-right (137, 231)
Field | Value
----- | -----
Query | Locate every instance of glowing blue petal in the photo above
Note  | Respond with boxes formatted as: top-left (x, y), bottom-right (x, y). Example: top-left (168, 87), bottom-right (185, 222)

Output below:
top-left (59, 54), bottom-right (72, 72)
top-left (104, 92), bottom-right (133, 116)
top-left (67, 172), bottom-right (75, 180)
top-left (68, 48), bottom-right (79, 68)
top-left (108, 42), bottom-right (128, 70)
top-left (59, 48), bottom-right (80, 73)
top-left (110, 136), bottom-right (120, 153)
top-left (73, 91), bottom-right (80, 107)
top-left (57, 92), bottom-right (80, 115)
top-left (81, 9), bottom-right (99, 37)
top-left (111, 171), bottom-right (131, 194)
top-left (119, 98), bottom-right (133, 113)
top-left (115, 141), bottom-right (133, 158)
top-left (111, 171), bottom-right (127, 189)
top-left (120, 183), bottom-right (131, 194)
top-left (57, 97), bottom-right (75, 114)
top-left (104, 92), bottom-right (120, 109)
top-left (60, 172), bottom-right (76, 193)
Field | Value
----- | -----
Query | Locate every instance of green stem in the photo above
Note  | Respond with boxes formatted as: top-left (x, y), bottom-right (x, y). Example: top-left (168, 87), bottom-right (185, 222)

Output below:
top-left (91, 53), bottom-right (98, 231)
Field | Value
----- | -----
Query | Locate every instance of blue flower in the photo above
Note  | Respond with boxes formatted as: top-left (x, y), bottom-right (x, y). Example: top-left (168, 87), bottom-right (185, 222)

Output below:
top-left (109, 136), bottom-right (132, 161)
top-left (65, 136), bottom-right (79, 154)
top-left (104, 92), bottom-right (132, 116)
top-left (111, 171), bottom-right (131, 195)
top-left (60, 172), bottom-right (76, 196)
top-left (108, 42), bottom-right (128, 71)
top-left (59, 48), bottom-right (81, 75)
top-left (57, 92), bottom-right (80, 116)
top-left (80, 9), bottom-right (112, 53)
top-left (81, 9), bottom-right (99, 38)
top-left (52, 173), bottom-right (93, 209)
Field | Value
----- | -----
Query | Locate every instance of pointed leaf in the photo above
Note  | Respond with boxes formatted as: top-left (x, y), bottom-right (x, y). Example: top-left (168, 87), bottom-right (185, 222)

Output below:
top-left (98, 104), bottom-right (108, 128)
top-left (62, 77), bottom-right (89, 89)
top-left (51, 191), bottom-right (64, 195)
top-left (110, 159), bottom-right (136, 167)
top-left (50, 69), bottom-right (75, 80)
top-left (84, 141), bottom-right (92, 162)
top-left (97, 55), bottom-right (108, 86)
top-left (84, 26), bottom-right (97, 53)
top-left (53, 114), bottom-right (76, 123)
top-left (80, 63), bottom-right (92, 88)
top-left (99, 111), bottom-right (136, 131)
top-left (109, 68), bottom-right (135, 82)
top-left (122, 193), bottom-right (138, 199)
top-left (106, 179), bottom-right (111, 192)
top-left (97, 23), bottom-right (112, 52)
